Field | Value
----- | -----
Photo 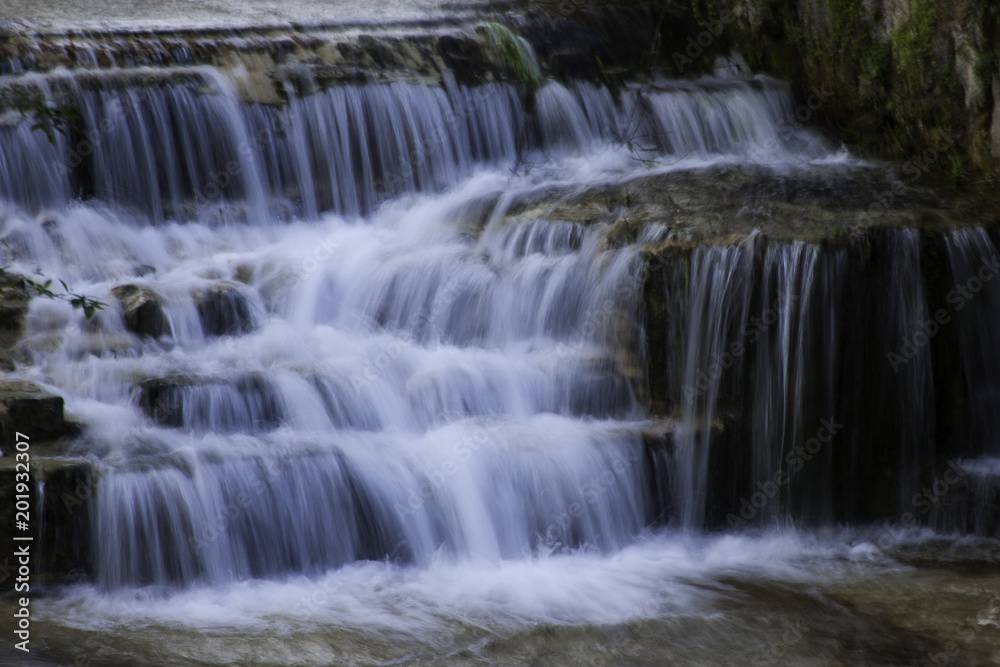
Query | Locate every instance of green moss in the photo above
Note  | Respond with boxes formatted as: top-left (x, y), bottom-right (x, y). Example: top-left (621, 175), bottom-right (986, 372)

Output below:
top-left (688, 0), bottom-right (721, 24)
top-left (826, 0), bottom-right (864, 45)
top-left (673, 0), bottom-right (991, 180)
top-left (973, 51), bottom-right (998, 96)
top-left (484, 23), bottom-right (541, 91)
top-left (889, 0), bottom-right (938, 91)
top-left (861, 43), bottom-right (891, 83)
top-left (0, 85), bottom-right (80, 144)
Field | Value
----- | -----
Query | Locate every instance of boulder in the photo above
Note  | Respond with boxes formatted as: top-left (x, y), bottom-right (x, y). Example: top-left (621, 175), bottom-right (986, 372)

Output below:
top-left (0, 283), bottom-right (29, 350)
top-left (0, 457), bottom-right (93, 586)
top-left (0, 380), bottom-right (79, 443)
top-left (194, 282), bottom-right (255, 337)
top-left (110, 284), bottom-right (171, 338)
top-left (137, 374), bottom-right (282, 433)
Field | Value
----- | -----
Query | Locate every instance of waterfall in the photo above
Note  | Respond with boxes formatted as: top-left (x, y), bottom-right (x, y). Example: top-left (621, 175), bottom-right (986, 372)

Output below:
top-left (79, 212), bottom-right (653, 588)
top-left (1, 31), bottom-right (996, 606)
top-left (674, 237), bottom-right (756, 529)
top-left (661, 230), bottom-right (934, 527)
top-left (1, 67), bottom-right (830, 221)
top-left (943, 227), bottom-right (1000, 456)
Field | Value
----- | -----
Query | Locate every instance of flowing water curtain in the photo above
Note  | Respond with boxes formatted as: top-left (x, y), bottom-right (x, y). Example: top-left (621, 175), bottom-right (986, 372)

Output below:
top-left (2, 71), bottom-right (835, 222)
top-left (0, 57), bottom-right (872, 591)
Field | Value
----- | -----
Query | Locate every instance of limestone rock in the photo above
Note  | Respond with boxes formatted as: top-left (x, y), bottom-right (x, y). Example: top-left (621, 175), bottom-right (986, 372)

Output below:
top-left (0, 457), bottom-right (93, 585)
top-left (0, 352), bottom-right (15, 373)
top-left (0, 284), bottom-right (29, 350)
top-left (194, 282), bottom-right (256, 337)
top-left (111, 284), bottom-right (171, 339)
top-left (0, 380), bottom-right (79, 443)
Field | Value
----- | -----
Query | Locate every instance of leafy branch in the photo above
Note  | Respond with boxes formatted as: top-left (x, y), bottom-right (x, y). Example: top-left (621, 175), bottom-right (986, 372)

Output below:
top-left (0, 266), bottom-right (105, 319)
top-left (0, 85), bottom-right (81, 143)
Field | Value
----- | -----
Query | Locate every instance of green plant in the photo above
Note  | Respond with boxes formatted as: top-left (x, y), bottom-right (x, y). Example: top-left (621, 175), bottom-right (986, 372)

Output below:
top-left (484, 23), bottom-right (542, 91)
top-left (0, 266), bottom-right (105, 319)
top-left (889, 0), bottom-right (938, 91)
top-left (0, 85), bottom-right (81, 143)
top-left (973, 52), bottom-right (998, 100)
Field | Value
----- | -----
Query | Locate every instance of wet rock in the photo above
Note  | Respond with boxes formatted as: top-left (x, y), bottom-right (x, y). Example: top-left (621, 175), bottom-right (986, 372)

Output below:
top-left (642, 419), bottom-right (676, 527)
top-left (194, 282), bottom-right (256, 337)
top-left (0, 380), bottom-right (79, 443)
top-left (212, 50), bottom-right (281, 104)
top-left (0, 457), bottom-right (93, 586)
top-left (437, 34), bottom-right (492, 86)
top-left (110, 284), bottom-right (171, 339)
top-left (137, 374), bottom-right (283, 433)
top-left (0, 283), bottom-right (28, 350)
top-left (136, 378), bottom-right (186, 428)
top-left (234, 264), bottom-right (254, 284)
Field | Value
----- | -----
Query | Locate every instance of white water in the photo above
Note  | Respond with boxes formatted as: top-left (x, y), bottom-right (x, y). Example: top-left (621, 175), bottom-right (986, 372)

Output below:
top-left (38, 532), bottom-right (866, 634)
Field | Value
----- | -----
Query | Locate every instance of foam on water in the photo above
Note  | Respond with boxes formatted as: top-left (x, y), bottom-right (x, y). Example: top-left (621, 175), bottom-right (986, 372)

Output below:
top-left (38, 531), bottom-right (862, 635)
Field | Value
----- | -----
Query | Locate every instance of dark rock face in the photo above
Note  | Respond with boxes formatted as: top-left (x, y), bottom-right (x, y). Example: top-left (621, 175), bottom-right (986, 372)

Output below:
top-left (137, 374), bottom-right (284, 433)
top-left (194, 283), bottom-right (256, 338)
top-left (0, 380), bottom-right (78, 443)
top-left (0, 458), bottom-right (93, 586)
top-left (110, 284), bottom-right (171, 339)
top-left (639, 221), bottom-right (1000, 532)
top-left (0, 381), bottom-right (86, 584)
top-left (0, 284), bottom-right (29, 351)
top-left (436, 34), bottom-right (493, 86)
top-left (679, 0), bottom-right (999, 180)
top-left (641, 421), bottom-right (676, 527)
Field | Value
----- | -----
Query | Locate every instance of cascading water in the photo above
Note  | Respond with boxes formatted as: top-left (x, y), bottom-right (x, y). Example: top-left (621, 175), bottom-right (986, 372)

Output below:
top-left (3, 18), bottom-right (1000, 667)
top-left (1, 67), bottom-right (828, 221)
top-left (667, 229), bottom-right (941, 528)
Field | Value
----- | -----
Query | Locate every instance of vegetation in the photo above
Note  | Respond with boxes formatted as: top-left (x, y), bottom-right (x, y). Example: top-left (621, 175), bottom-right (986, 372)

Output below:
top-left (0, 85), bottom-right (81, 143)
top-left (0, 87), bottom-right (101, 317)
top-left (484, 23), bottom-right (541, 91)
top-left (0, 265), bottom-right (104, 319)
top-left (679, 0), bottom-right (996, 182)
top-left (889, 0), bottom-right (939, 91)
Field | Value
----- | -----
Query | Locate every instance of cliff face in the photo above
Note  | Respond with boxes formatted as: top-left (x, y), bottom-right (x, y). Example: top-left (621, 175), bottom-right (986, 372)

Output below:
top-left (638, 0), bottom-right (1000, 182)
top-left (507, 0), bottom-right (998, 183)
